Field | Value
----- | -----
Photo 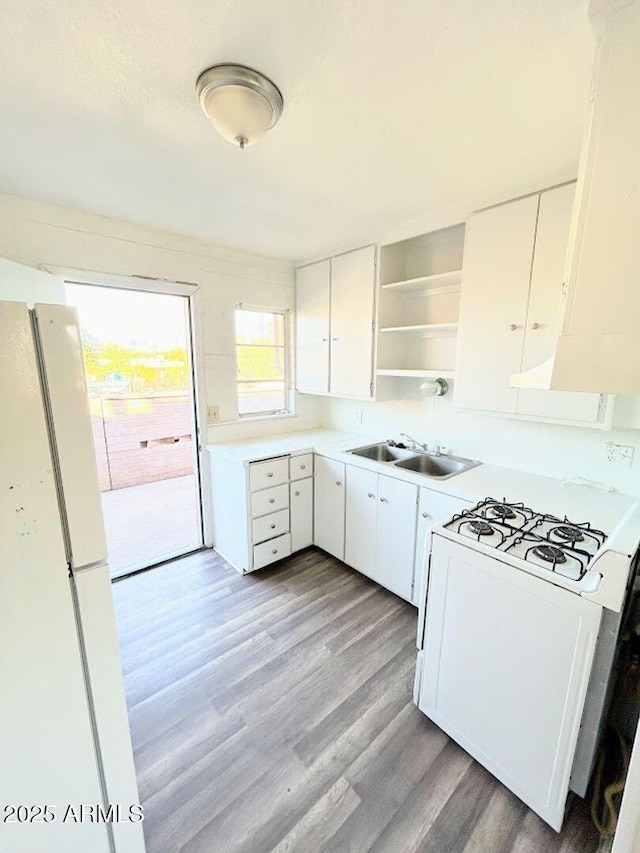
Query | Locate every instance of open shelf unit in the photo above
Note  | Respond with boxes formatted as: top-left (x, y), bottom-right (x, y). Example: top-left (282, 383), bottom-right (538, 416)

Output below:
top-left (379, 322), bottom-right (458, 335)
top-left (376, 368), bottom-right (456, 379)
top-left (380, 269), bottom-right (462, 294)
top-left (375, 223), bottom-right (465, 392)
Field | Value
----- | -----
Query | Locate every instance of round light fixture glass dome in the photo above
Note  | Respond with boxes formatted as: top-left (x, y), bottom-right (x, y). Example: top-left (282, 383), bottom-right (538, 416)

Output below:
top-left (196, 64), bottom-right (284, 148)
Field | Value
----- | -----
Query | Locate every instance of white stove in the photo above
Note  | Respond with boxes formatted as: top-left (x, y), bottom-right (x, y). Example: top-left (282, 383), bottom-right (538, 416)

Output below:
top-left (416, 495), bottom-right (640, 832)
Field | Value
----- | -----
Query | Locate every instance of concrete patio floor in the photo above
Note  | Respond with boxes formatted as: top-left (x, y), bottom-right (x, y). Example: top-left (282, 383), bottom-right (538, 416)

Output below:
top-left (101, 474), bottom-right (202, 578)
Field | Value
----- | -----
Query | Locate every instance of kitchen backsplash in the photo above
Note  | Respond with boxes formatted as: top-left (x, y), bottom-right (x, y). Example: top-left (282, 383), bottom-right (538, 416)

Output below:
top-left (318, 391), bottom-right (640, 498)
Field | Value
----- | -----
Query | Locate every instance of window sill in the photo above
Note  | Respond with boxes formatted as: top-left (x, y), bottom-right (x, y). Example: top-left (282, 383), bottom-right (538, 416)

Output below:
top-left (209, 412), bottom-right (298, 428)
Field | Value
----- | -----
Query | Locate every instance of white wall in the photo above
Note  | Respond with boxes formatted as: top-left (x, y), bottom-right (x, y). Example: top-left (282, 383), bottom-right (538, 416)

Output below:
top-left (319, 388), bottom-right (640, 497)
top-left (0, 192), bottom-right (322, 443)
top-left (0, 257), bottom-right (66, 304)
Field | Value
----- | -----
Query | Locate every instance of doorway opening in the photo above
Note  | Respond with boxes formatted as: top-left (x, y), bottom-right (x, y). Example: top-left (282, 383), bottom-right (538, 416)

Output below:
top-left (65, 282), bottom-right (204, 578)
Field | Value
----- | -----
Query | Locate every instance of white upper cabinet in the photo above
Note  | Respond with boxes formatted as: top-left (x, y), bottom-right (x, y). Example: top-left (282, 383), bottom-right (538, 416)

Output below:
top-left (455, 194), bottom-right (537, 415)
top-left (455, 185), bottom-right (608, 427)
top-left (330, 246), bottom-right (376, 398)
top-left (512, 1), bottom-right (640, 395)
top-left (295, 259), bottom-right (330, 394)
top-left (295, 246), bottom-right (376, 399)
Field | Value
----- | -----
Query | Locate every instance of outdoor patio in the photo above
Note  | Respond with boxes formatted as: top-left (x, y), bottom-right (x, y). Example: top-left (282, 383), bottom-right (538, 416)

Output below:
top-left (101, 474), bottom-right (201, 578)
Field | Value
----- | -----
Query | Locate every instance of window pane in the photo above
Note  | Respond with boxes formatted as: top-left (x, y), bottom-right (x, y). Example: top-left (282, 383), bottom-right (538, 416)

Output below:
top-left (238, 382), bottom-right (286, 415)
top-left (235, 309), bottom-right (288, 416)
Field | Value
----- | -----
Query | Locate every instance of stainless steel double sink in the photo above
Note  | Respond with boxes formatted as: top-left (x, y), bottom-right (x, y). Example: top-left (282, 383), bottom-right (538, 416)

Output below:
top-left (348, 442), bottom-right (480, 480)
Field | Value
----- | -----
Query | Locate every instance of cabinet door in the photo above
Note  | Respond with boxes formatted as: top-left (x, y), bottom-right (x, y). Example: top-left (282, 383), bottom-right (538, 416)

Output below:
top-left (374, 475), bottom-right (418, 601)
top-left (344, 465), bottom-right (378, 574)
top-left (455, 195), bottom-right (538, 414)
top-left (329, 246), bottom-right (376, 398)
top-left (415, 490), bottom-right (472, 643)
top-left (313, 456), bottom-right (345, 560)
top-left (290, 477), bottom-right (313, 552)
top-left (420, 535), bottom-right (601, 831)
top-left (296, 260), bottom-right (330, 394)
top-left (517, 185), bottom-right (603, 423)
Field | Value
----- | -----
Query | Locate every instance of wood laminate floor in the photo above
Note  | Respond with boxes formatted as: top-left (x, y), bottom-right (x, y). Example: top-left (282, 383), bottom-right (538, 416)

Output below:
top-left (112, 547), bottom-right (599, 853)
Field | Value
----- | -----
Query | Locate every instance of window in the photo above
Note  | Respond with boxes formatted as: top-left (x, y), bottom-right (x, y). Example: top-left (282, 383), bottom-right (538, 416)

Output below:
top-left (235, 308), bottom-right (290, 417)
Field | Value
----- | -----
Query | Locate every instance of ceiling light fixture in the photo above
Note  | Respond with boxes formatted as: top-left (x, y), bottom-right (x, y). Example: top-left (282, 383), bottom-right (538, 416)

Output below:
top-left (196, 64), bottom-right (283, 149)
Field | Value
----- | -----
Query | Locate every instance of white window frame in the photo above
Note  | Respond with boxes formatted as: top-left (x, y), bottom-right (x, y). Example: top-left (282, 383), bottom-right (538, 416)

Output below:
top-left (235, 304), bottom-right (293, 420)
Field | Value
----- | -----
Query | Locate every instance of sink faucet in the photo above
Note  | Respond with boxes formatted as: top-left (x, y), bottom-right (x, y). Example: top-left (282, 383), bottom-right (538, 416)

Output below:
top-left (400, 433), bottom-right (429, 453)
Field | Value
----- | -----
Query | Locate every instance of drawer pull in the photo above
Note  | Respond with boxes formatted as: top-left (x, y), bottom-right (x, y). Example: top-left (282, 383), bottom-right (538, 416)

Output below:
top-left (380, 497), bottom-right (388, 503)
top-left (300, 464), bottom-right (306, 470)
top-left (267, 472), bottom-right (274, 478)
top-left (422, 512), bottom-right (431, 518)
top-left (294, 490), bottom-right (300, 496)
top-left (270, 523), bottom-right (276, 529)
top-left (269, 498), bottom-right (275, 504)
top-left (272, 549), bottom-right (278, 555)
top-left (336, 480), bottom-right (342, 486)
top-left (367, 492), bottom-right (375, 498)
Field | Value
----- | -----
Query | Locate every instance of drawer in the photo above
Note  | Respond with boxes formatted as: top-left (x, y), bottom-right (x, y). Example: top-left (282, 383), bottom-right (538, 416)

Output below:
top-left (250, 483), bottom-right (289, 518)
top-left (253, 533), bottom-right (291, 570)
top-left (249, 457), bottom-right (289, 492)
top-left (252, 508), bottom-right (289, 544)
top-left (290, 453), bottom-right (313, 481)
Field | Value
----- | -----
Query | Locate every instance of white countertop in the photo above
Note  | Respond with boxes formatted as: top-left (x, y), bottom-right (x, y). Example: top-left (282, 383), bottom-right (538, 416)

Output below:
top-left (208, 429), bottom-right (638, 532)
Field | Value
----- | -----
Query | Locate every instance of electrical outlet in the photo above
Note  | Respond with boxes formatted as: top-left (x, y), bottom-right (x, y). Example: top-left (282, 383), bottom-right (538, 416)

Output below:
top-left (603, 441), bottom-right (635, 468)
top-left (355, 408), bottom-right (363, 424)
top-left (207, 406), bottom-right (220, 425)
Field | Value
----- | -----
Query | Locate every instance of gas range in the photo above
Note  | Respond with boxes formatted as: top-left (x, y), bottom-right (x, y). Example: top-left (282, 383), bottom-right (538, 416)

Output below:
top-left (435, 497), bottom-right (640, 609)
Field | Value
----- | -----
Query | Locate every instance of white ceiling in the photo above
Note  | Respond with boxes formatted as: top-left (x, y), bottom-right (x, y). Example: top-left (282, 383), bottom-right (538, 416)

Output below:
top-left (0, 0), bottom-right (595, 261)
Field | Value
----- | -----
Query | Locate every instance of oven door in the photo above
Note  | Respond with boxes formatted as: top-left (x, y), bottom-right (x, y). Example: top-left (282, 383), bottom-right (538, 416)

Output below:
top-left (419, 535), bottom-right (602, 831)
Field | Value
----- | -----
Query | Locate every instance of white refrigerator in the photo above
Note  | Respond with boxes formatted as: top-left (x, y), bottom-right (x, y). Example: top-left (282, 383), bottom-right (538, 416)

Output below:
top-left (0, 301), bottom-right (145, 853)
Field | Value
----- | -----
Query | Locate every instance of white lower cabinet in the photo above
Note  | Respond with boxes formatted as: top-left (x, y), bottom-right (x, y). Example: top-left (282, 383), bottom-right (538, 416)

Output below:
top-left (345, 466), bottom-right (418, 602)
top-left (209, 450), bottom-right (313, 574)
top-left (414, 489), bottom-right (472, 610)
top-left (374, 475), bottom-right (418, 601)
top-left (345, 466), bottom-right (378, 573)
top-left (314, 456), bottom-right (346, 560)
top-left (290, 478), bottom-right (313, 552)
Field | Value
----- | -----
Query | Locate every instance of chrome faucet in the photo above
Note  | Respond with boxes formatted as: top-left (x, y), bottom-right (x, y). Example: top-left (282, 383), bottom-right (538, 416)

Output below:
top-left (399, 432), bottom-right (429, 453)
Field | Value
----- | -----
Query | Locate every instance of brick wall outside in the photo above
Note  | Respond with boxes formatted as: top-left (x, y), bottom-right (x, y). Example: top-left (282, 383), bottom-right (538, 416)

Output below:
top-left (91, 396), bottom-right (194, 492)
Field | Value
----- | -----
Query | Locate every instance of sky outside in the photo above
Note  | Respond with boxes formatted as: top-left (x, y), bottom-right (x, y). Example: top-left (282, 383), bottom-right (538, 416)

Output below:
top-left (65, 283), bottom-right (187, 350)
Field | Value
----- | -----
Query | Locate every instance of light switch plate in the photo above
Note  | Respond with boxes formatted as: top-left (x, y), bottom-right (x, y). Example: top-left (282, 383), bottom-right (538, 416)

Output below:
top-left (207, 406), bottom-right (220, 425)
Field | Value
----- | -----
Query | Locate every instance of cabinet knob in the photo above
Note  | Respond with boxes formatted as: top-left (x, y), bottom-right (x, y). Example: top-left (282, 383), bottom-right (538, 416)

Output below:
top-left (272, 549), bottom-right (278, 555)
top-left (422, 512), bottom-right (431, 519)
top-left (332, 337), bottom-right (339, 341)
top-left (531, 322), bottom-right (541, 330)
top-left (295, 490), bottom-right (300, 496)
top-left (367, 492), bottom-right (375, 498)
top-left (336, 480), bottom-right (342, 486)
top-left (509, 323), bottom-right (518, 331)
top-left (267, 472), bottom-right (274, 478)
top-left (380, 497), bottom-right (388, 503)
top-left (269, 498), bottom-right (275, 504)
top-left (322, 337), bottom-right (328, 342)
top-left (270, 523), bottom-right (276, 529)
top-left (300, 464), bottom-right (306, 470)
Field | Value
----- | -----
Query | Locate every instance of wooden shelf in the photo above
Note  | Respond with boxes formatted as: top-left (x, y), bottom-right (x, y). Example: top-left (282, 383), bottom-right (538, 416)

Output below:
top-left (379, 322), bottom-right (458, 335)
top-left (376, 369), bottom-right (456, 379)
top-left (381, 269), bottom-right (462, 293)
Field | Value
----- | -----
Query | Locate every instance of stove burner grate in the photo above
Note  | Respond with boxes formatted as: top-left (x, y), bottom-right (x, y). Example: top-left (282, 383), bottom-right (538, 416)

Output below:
top-left (551, 524), bottom-right (585, 544)
top-left (486, 504), bottom-right (517, 520)
top-left (467, 520), bottom-right (494, 536)
top-left (532, 544), bottom-right (567, 565)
